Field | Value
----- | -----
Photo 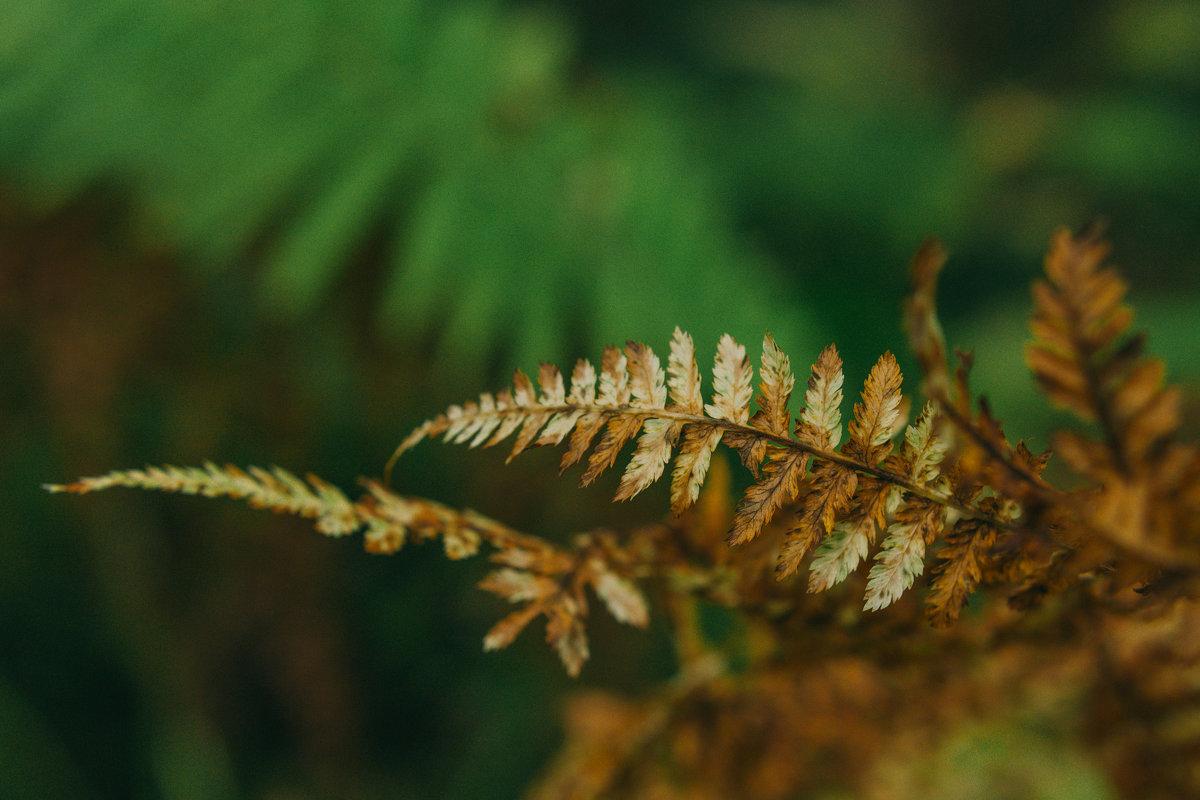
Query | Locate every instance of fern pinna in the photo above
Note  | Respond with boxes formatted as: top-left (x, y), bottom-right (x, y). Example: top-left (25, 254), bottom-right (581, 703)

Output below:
top-left (50, 227), bottom-right (1200, 678)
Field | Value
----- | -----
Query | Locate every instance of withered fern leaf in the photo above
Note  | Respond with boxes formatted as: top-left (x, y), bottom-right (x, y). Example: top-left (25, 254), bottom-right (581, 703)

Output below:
top-left (47, 464), bottom-right (650, 677)
top-left (50, 227), bottom-right (1200, 675)
top-left (385, 326), bottom-right (1010, 608)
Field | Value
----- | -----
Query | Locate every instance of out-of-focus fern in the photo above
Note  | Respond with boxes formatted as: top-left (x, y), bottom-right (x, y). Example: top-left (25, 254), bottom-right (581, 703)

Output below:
top-left (0, 0), bottom-right (814, 373)
top-left (7, 1), bottom-right (1199, 377)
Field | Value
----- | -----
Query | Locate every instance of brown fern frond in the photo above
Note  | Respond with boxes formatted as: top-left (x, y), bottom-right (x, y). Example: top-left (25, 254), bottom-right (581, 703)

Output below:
top-left (925, 497), bottom-right (1016, 626)
top-left (392, 332), bottom-right (973, 521)
top-left (905, 238), bottom-right (952, 406)
top-left (480, 530), bottom-right (651, 676)
top-left (1028, 225), bottom-right (1182, 471)
top-left (70, 331), bottom-right (1037, 652)
top-left (47, 463), bottom-right (362, 536)
top-left (1023, 227), bottom-right (1200, 575)
top-left (51, 463), bottom-right (657, 676)
top-left (905, 243), bottom-right (1052, 510)
top-left (389, 330), bottom-right (1016, 608)
top-left (46, 463), bottom-right (553, 560)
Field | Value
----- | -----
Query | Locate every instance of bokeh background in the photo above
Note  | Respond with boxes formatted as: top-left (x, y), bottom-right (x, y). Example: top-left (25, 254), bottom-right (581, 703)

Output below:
top-left (3, 1), bottom-right (1199, 797)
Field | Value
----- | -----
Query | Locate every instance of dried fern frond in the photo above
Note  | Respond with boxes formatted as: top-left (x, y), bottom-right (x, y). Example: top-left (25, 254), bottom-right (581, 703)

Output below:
top-left (1028, 226), bottom-right (1182, 469)
top-left (48, 464), bottom-right (651, 675)
top-left (905, 242), bottom-right (1049, 508)
top-left (926, 497), bottom-right (1021, 626)
top-left (1024, 226), bottom-right (1199, 574)
top-left (905, 226), bottom-right (1199, 605)
top-left (481, 531), bottom-right (651, 677)
top-left (47, 463), bottom-right (362, 537)
top-left (51, 227), bottom-right (1200, 684)
top-left (390, 332), bottom-right (1022, 611)
top-left (905, 238), bottom-right (952, 406)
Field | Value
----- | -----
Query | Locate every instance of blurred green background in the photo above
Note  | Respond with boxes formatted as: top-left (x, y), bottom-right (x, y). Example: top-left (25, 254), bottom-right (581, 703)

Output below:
top-left (2, 1), bottom-right (1199, 797)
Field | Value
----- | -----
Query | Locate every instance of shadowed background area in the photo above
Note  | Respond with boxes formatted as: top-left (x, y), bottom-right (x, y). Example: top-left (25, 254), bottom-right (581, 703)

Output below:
top-left (2, 1), bottom-right (1199, 797)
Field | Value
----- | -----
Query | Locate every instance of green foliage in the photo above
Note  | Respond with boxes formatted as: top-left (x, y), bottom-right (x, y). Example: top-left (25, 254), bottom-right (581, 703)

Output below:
top-left (7, 1), bottom-right (1200, 798)
top-left (1, 0), bottom-right (818, 374)
top-left (7, 1), bottom-right (1199, 379)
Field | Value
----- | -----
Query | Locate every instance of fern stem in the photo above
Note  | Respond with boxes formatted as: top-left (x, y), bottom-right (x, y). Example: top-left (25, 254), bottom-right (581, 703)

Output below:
top-left (937, 401), bottom-right (1059, 502)
top-left (394, 402), bottom-right (1013, 531)
top-left (641, 406), bottom-right (1008, 525)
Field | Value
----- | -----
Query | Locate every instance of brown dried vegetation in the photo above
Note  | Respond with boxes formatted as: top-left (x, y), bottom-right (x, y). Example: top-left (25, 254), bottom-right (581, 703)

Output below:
top-left (52, 228), bottom-right (1200, 798)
